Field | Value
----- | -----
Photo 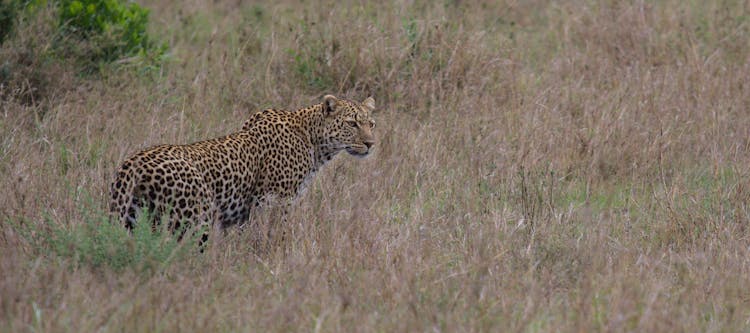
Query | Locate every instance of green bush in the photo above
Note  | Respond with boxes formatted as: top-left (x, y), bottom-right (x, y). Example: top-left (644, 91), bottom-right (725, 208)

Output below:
top-left (57, 0), bottom-right (166, 66)
top-left (12, 197), bottom-right (203, 273)
top-left (0, 0), bottom-right (167, 104)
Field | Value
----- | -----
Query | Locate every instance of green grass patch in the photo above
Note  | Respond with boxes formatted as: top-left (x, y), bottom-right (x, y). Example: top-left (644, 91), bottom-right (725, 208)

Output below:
top-left (12, 193), bottom-right (203, 273)
top-left (558, 180), bottom-right (637, 212)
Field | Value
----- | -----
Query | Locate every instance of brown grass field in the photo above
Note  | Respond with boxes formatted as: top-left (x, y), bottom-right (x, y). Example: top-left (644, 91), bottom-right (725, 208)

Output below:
top-left (2, 0), bottom-right (750, 331)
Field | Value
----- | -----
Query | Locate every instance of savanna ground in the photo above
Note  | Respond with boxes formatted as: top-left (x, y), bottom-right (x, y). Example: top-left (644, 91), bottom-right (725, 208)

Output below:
top-left (2, 0), bottom-right (750, 331)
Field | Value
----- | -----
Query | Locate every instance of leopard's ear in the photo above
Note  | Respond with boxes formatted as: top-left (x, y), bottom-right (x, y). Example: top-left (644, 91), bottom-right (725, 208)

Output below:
top-left (323, 94), bottom-right (339, 116)
top-left (362, 96), bottom-right (375, 111)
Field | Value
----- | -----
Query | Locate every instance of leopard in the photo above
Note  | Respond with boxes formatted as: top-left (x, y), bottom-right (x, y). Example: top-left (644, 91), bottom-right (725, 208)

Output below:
top-left (109, 95), bottom-right (377, 242)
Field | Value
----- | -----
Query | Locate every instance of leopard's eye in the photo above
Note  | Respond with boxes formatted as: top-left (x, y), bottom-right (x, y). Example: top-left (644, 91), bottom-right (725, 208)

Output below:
top-left (345, 120), bottom-right (358, 128)
top-left (369, 120), bottom-right (376, 129)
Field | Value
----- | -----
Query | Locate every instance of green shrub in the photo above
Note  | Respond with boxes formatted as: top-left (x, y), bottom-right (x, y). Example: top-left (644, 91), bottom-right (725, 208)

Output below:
top-left (0, 0), bottom-right (167, 104)
top-left (12, 196), bottom-right (203, 273)
top-left (57, 0), bottom-right (166, 66)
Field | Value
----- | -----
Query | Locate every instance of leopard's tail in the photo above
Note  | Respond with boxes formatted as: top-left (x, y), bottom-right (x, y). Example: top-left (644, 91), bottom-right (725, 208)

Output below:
top-left (109, 160), bottom-right (140, 230)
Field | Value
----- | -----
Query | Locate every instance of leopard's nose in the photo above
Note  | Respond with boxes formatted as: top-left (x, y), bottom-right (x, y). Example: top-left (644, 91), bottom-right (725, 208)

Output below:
top-left (364, 140), bottom-right (374, 149)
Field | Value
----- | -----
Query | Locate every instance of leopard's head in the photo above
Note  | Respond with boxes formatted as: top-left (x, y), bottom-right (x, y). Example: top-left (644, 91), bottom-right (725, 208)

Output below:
top-left (321, 95), bottom-right (376, 158)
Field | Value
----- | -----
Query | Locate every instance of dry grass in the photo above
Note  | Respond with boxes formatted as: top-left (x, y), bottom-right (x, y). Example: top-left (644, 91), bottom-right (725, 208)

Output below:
top-left (2, 0), bottom-right (750, 331)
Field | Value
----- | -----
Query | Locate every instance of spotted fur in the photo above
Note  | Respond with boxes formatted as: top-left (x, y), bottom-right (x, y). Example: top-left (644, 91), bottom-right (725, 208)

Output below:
top-left (109, 95), bottom-right (376, 239)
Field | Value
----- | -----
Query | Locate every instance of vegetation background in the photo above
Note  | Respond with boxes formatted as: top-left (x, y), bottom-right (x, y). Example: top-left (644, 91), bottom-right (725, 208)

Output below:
top-left (2, 0), bottom-right (750, 331)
